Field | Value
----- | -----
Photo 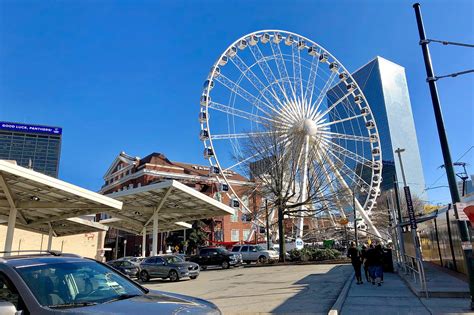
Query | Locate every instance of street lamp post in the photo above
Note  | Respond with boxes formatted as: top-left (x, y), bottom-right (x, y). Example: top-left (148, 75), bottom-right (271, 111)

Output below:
top-left (413, 3), bottom-right (474, 309)
top-left (353, 187), bottom-right (358, 247)
top-left (395, 148), bottom-right (422, 262)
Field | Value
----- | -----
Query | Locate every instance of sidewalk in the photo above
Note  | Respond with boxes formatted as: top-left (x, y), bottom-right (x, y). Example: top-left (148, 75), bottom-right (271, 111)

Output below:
top-left (340, 272), bottom-right (429, 314)
top-left (400, 261), bottom-right (470, 298)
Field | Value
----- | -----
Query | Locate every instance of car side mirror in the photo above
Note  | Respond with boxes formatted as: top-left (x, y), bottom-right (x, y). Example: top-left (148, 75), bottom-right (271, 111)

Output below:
top-left (0, 301), bottom-right (20, 315)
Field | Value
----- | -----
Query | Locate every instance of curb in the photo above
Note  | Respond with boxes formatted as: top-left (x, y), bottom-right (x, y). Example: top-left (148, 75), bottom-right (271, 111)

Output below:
top-left (328, 271), bottom-right (354, 315)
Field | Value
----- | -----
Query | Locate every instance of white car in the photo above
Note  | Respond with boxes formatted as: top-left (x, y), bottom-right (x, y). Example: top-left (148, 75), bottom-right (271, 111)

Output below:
top-left (231, 245), bottom-right (279, 264)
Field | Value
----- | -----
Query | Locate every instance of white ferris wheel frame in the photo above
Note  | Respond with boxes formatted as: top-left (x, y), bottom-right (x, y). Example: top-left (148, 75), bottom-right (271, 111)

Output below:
top-left (199, 30), bottom-right (383, 239)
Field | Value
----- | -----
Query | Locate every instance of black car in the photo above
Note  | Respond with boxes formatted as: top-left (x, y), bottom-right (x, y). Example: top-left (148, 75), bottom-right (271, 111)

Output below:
top-left (107, 260), bottom-right (140, 278)
top-left (189, 247), bottom-right (242, 270)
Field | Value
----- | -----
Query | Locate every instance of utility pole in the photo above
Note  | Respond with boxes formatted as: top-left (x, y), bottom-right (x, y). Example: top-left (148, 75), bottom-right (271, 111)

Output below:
top-left (395, 148), bottom-right (422, 262)
top-left (413, 3), bottom-right (474, 309)
top-left (393, 175), bottom-right (406, 266)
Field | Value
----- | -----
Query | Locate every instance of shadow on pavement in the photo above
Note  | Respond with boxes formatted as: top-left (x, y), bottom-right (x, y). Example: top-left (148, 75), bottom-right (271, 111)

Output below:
top-left (271, 264), bottom-right (352, 314)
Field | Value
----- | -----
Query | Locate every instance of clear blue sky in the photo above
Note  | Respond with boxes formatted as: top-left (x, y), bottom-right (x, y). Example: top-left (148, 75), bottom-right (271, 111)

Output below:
top-left (0, 0), bottom-right (472, 205)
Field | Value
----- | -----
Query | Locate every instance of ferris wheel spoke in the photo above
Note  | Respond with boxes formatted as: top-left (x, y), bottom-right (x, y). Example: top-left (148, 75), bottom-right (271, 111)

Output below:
top-left (291, 43), bottom-right (304, 100)
top-left (249, 45), bottom-right (289, 104)
top-left (305, 54), bottom-right (321, 106)
top-left (210, 131), bottom-right (276, 140)
top-left (314, 150), bottom-right (348, 218)
top-left (324, 148), bottom-right (371, 189)
top-left (270, 35), bottom-right (297, 100)
top-left (316, 91), bottom-right (353, 119)
top-left (319, 113), bottom-right (366, 128)
top-left (319, 130), bottom-right (371, 142)
top-left (322, 138), bottom-right (373, 167)
top-left (215, 74), bottom-right (275, 118)
top-left (311, 71), bottom-right (338, 113)
top-left (208, 101), bottom-right (282, 125)
top-left (231, 55), bottom-right (286, 114)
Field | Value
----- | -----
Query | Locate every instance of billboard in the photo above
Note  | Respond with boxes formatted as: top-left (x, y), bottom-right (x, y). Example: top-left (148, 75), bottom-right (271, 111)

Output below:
top-left (0, 121), bottom-right (62, 135)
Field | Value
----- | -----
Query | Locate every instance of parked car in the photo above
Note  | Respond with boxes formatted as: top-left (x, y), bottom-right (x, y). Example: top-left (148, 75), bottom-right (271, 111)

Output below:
top-left (189, 247), bottom-right (242, 269)
top-left (107, 260), bottom-right (140, 278)
top-left (116, 256), bottom-right (145, 267)
top-left (0, 252), bottom-right (220, 314)
top-left (231, 245), bottom-right (279, 264)
top-left (139, 255), bottom-right (199, 282)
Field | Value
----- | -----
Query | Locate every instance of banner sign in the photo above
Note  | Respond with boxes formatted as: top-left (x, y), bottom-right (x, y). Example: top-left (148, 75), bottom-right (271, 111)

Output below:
top-left (404, 186), bottom-right (417, 229)
top-left (0, 122), bottom-right (62, 135)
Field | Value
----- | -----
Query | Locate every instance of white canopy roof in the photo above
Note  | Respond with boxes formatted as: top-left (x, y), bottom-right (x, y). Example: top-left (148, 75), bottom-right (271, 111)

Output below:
top-left (1, 217), bottom-right (109, 237)
top-left (103, 179), bottom-right (234, 235)
top-left (0, 160), bottom-right (122, 244)
top-left (100, 217), bottom-right (190, 235)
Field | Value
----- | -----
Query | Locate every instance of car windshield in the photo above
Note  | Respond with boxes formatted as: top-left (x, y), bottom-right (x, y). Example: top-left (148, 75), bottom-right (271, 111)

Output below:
top-left (216, 248), bottom-right (228, 254)
top-left (163, 256), bottom-right (183, 264)
top-left (15, 260), bottom-right (144, 308)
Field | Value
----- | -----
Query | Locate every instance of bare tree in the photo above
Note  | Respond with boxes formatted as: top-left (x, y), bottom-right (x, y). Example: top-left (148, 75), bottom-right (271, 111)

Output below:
top-left (235, 124), bottom-right (347, 261)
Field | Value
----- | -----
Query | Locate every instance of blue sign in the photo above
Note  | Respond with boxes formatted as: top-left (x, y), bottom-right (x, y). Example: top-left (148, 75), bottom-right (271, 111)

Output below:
top-left (0, 122), bottom-right (62, 135)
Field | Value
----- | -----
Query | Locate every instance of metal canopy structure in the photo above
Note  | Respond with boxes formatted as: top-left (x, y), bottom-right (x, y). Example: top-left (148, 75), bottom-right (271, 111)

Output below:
top-left (103, 179), bottom-right (235, 256)
top-left (0, 160), bottom-right (122, 253)
top-left (100, 217), bottom-right (191, 235)
top-left (1, 217), bottom-right (108, 237)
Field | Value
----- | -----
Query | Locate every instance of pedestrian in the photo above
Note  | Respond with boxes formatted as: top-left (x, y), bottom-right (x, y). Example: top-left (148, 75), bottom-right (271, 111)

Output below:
top-left (366, 243), bottom-right (376, 284)
top-left (361, 245), bottom-right (370, 282)
top-left (367, 244), bottom-right (384, 286)
top-left (347, 242), bottom-right (363, 285)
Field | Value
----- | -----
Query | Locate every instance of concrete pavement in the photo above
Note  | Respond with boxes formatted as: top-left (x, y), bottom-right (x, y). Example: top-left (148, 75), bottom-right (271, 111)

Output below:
top-left (144, 263), bottom-right (352, 314)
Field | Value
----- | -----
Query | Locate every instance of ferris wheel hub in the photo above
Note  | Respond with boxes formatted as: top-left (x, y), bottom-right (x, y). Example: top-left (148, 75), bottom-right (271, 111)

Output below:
top-left (302, 118), bottom-right (318, 136)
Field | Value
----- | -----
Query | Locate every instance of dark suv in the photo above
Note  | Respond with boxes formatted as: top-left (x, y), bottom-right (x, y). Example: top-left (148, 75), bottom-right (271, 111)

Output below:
top-left (0, 251), bottom-right (220, 314)
top-left (190, 247), bottom-right (242, 269)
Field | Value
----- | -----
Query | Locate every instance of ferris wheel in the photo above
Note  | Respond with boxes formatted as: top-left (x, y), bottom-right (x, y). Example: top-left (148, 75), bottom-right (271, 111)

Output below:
top-left (198, 30), bottom-right (383, 239)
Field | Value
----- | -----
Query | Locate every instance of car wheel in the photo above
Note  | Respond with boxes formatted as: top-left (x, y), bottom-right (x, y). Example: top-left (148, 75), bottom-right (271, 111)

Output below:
top-left (258, 256), bottom-right (268, 264)
top-left (222, 261), bottom-right (230, 269)
top-left (190, 275), bottom-right (198, 279)
top-left (140, 270), bottom-right (150, 282)
top-left (169, 270), bottom-right (179, 282)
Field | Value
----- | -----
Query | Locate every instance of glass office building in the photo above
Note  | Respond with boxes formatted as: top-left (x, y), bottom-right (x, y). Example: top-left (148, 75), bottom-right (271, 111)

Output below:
top-left (328, 57), bottom-right (426, 198)
top-left (0, 121), bottom-right (62, 177)
top-left (354, 57), bottom-right (426, 197)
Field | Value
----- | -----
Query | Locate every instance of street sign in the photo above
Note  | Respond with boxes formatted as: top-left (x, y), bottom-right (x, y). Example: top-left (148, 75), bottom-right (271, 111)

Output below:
top-left (404, 186), bottom-right (417, 229)
top-left (340, 218), bottom-right (349, 225)
top-left (295, 237), bottom-right (304, 250)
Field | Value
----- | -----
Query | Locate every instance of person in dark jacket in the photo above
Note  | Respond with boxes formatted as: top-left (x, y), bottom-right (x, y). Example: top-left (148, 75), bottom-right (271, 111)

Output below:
top-left (367, 244), bottom-right (384, 286)
top-left (360, 245), bottom-right (370, 282)
top-left (347, 242), bottom-right (363, 284)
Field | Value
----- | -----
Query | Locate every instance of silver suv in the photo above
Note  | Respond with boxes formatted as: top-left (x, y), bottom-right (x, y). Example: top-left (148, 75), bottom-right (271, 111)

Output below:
top-left (139, 255), bottom-right (199, 282)
top-left (0, 251), bottom-right (219, 314)
top-left (231, 245), bottom-right (279, 264)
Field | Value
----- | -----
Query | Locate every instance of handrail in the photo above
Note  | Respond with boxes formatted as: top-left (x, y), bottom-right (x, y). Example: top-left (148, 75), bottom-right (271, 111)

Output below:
top-left (403, 254), bottom-right (428, 298)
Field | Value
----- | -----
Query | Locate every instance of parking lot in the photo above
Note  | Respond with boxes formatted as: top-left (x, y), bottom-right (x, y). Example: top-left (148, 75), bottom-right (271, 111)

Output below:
top-left (144, 263), bottom-right (352, 314)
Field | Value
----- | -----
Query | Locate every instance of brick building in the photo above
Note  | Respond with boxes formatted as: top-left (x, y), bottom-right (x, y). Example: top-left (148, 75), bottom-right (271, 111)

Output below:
top-left (100, 152), bottom-right (262, 256)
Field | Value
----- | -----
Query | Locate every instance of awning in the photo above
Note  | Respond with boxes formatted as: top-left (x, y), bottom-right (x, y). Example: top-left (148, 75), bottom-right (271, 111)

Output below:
top-left (100, 217), bottom-right (190, 234)
top-left (104, 179), bottom-right (234, 235)
top-left (0, 160), bottom-right (122, 252)
top-left (1, 217), bottom-right (108, 237)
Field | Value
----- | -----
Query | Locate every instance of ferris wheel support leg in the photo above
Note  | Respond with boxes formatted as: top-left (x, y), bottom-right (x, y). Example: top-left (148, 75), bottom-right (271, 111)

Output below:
top-left (326, 159), bottom-right (382, 239)
top-left (296, 135), bottom-right (310, 238)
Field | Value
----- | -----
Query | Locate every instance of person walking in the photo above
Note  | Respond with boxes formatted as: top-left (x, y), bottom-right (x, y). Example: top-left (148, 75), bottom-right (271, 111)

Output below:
top-left (347, 242), bottom-right (363, 285)
top-left (361, 245), bottom-right (370, 283)
top-left (373, 244), bottom-right (384, 286)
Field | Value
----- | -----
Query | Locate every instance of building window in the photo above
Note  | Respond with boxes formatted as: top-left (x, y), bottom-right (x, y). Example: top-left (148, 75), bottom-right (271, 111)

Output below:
top-left (243, 229), bottom-right (251, 241)
top-left (231, 211), bottom-right (238, 222)
top-left (231, 229), bottom-right (239, 242)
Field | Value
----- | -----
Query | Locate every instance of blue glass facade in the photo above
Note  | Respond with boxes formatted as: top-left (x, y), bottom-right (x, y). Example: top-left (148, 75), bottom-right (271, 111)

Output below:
top-left (351, 57), bottom-right (426, 198)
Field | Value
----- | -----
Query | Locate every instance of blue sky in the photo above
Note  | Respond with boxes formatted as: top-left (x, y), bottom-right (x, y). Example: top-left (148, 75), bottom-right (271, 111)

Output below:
top-left (0, 0), bottom-right (472, 204)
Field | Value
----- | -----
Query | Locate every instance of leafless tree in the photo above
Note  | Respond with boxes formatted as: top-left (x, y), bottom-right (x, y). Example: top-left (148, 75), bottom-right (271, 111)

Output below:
top-left (234, 124), bottom-right (348, 261)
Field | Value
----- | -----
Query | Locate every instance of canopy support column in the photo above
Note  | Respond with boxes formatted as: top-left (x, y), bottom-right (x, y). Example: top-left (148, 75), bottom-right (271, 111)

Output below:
top-left (142, 227), bottom-right (147, 257)
top-left (152, 214), bottom-right (158, 256)
top-left (47, 228), bottom-right (53, 251)
top-left (0, 174), bottom-right (18, 254)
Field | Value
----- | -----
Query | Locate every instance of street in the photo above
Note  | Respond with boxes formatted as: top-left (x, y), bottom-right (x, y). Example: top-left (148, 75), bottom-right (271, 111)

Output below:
top-left (144, 263), bottom-right (352, 314)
